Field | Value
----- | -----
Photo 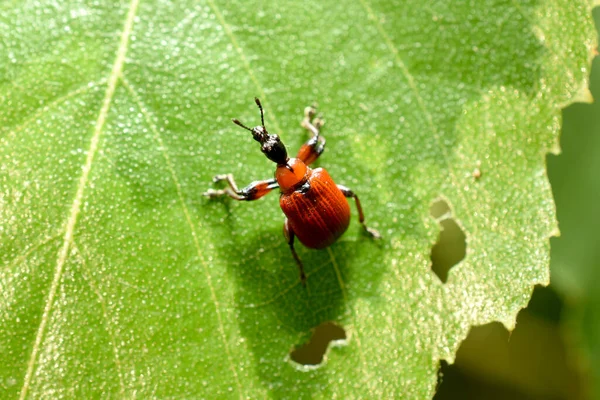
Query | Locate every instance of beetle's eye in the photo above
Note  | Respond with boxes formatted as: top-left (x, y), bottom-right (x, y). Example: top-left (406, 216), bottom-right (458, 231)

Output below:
top-left (251, 126), bottom-right (268, 142)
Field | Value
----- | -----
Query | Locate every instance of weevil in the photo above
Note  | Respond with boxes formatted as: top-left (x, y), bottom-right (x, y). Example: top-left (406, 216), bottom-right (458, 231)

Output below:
top-left (204, 98), bottom-right (380, 285)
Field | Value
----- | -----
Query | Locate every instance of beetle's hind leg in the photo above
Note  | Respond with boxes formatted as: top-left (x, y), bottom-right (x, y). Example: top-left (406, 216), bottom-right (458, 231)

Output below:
top-left (337, 185), bottom-right (382, 239)
top-left (283, 218), bottom-right (307, 286)
top-left (297, 105), bottom-right (326, 166)
top-left (204, 174), bottom-right (278, 201)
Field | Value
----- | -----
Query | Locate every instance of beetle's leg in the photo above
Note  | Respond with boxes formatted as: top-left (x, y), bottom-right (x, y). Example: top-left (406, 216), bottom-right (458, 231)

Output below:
top-left (337, 185), bottom-right (382, 239)
top-left (297, 105), bottom-right (326, 166)
top-left (204, 174), bottom-right (279, 201)
top-left (283, 218), bottom-right (307, 286)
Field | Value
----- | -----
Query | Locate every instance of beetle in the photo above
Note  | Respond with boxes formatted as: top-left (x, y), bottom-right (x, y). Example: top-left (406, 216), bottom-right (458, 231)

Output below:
top-left (204, 98), bottom-right (380, 286)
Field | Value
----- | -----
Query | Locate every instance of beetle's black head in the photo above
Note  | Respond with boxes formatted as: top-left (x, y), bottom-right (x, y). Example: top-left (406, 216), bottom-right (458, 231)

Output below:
top-left (232, 97), bottom-right (288, 164)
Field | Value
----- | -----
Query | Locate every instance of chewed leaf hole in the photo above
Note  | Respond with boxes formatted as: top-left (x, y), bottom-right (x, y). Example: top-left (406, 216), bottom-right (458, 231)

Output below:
top-left (289, 322), bottom-right (347, 368)
top-left (430, 199), bottom-right (466, 283)
top-left (430, 198), bottom-right (452, 219)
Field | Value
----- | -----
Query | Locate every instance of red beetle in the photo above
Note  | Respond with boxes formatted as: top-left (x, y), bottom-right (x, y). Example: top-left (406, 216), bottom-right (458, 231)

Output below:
top-left (205, 98), bottom-right (380, 285)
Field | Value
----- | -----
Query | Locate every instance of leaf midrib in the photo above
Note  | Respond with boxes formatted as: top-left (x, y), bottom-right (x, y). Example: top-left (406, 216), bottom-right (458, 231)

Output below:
top-left (18, 0), bottom-right (141, 397)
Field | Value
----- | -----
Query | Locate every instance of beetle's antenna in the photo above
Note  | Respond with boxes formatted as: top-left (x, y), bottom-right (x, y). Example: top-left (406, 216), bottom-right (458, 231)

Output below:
top-left (232, 118), bottom-right (252, 131)
top-left (255, 97), bottom-right (265, 127)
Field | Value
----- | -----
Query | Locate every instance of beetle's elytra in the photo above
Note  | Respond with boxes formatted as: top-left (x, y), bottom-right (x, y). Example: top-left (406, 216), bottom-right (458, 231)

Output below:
top-left (204, 98), bottom-right (380, 285)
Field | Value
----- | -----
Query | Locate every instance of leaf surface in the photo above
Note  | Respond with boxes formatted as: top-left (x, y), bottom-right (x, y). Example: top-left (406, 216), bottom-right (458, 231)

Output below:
top-left (0, 0), bottom-right (594, 398)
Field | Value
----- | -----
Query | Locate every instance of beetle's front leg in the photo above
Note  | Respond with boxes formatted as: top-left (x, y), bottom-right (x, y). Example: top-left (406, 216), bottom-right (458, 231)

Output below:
top-left (283, 218), bottom-right (307, 286)
top-left (204, 174), bottom-right (279, 201)
top-left (297, 105), bottom-right (326, 166)
top-left (337, 185), bottom-right (381, 239)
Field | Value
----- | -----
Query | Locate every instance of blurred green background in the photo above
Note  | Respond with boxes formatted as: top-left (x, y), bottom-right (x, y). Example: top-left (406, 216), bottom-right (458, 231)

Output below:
top-left (434, 8), bottom-right (600, 400)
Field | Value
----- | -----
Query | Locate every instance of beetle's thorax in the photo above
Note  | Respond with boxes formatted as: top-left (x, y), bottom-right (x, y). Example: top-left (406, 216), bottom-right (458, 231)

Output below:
top-left (276, 158), bottom-right (310, 193)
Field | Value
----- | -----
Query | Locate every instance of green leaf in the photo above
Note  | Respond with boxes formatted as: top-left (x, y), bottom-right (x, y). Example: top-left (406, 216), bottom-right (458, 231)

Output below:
top-left (0, 0), bottom-right (593, 398)
top-left (549, 9), bottom-right (600, 397)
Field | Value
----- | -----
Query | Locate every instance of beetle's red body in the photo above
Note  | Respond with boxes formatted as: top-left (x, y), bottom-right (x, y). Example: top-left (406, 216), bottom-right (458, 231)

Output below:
top-left (280, 166), bottom-right (350, 249)
top-left (205, 98), bottom-right (379, 286)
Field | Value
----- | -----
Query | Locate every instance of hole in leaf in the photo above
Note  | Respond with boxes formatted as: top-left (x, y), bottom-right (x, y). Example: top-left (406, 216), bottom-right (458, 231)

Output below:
top-left (430, 198), bottom-right (452, 219)
top-left (430, 200), bottom-right (466, 283)
top-left (289, 321), bottom-right (347, 367)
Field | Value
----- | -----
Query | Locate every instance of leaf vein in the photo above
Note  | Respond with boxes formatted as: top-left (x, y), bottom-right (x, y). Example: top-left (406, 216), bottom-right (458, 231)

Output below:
top-left (119, 75), bottom-right (244, 400)
top-left (1, 79), bottom-right (106, 141)
top-left (72, 241), bottom-right (126, 397)
top-left (19, 0), bottom-right (140, 397)
top-left (202, 3), bottom-right (374, 376)
top-left (357, 0), bottom-right (478, 254)
top-left (205, 0), bottom-right (284, 135)
top-left (326, 247), bottom-right (370, 379)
